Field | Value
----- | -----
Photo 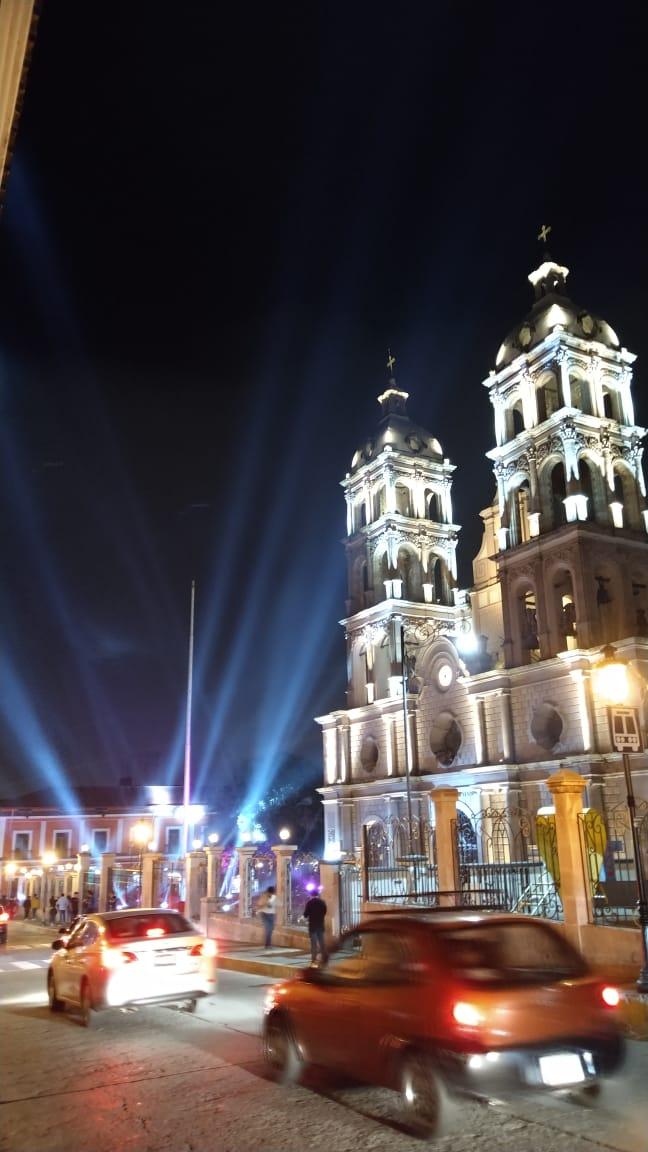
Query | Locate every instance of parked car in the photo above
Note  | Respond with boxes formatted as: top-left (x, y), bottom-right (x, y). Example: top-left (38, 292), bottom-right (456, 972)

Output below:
top-left (47, 908), bottom-right (217, 1026)
top-left (0, 905), bottom-right (9, 944)
top-left (262, 911), bottom-right (625, 1136)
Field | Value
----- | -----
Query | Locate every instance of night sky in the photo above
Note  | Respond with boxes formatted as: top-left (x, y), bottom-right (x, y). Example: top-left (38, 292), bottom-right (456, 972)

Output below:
top-left (1, 3), bottom-right (647, 811)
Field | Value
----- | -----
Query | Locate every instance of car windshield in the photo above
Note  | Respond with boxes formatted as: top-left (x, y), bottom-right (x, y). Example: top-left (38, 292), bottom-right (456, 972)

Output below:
top-left (105, 912), bottom-right (194, 941)
top-left (434, 921), bottom-right (587, 984)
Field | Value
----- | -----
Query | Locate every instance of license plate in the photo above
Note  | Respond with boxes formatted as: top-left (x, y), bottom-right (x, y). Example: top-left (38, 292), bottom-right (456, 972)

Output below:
top-left (539, 1053), bottom-right (585, 1086)
top-left (154, 952), bottom-right (178, 967)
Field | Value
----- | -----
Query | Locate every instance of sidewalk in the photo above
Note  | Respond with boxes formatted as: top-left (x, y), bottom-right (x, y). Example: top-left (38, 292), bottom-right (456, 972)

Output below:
top-left (216, 940), bottom-right (312, 980)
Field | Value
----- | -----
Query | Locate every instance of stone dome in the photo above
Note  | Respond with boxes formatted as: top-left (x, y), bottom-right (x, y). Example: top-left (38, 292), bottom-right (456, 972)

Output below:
top-left (350, 385), bottom-right (443, 474)
top-left (495, 258), bottom-right (620, 370)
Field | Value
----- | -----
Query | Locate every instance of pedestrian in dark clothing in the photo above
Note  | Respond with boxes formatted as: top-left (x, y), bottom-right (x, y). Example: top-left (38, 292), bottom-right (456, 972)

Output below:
top-left (303, 893), bottom-right (327, 963)
top-left (49, 895), bottom-right (57, 925)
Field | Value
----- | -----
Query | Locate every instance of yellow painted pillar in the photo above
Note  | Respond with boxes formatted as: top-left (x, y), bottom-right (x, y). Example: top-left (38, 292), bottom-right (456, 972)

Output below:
top-left (431, 788), bottom-right (459, 905)
top-left (547, 769), bottom-right (590, 927)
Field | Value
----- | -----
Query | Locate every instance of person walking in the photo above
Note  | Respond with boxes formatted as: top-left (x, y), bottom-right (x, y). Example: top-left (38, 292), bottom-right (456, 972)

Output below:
top-left (49, 895), bottom-right (57, 925)
top-left (257, 885), bottom-right (277, 948)
top-left (303, 892), bottom-right (327, 964)
top-left (30, 893), bottom-right (41, 920)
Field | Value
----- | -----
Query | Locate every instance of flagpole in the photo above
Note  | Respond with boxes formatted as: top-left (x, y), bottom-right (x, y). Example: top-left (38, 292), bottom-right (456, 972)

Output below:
top-left (182, 580), bottom-right (196, 856)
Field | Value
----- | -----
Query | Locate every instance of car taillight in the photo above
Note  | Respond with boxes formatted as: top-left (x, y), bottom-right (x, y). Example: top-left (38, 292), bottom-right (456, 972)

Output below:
top-left (190, 938), bottom-right (217, 958)
top-left (0, 912), bottom-right (8, 923)
top-left (102, 948), bottom-right (137, 970)
top-left (601, 985), bottom-right (620, 1007)
top-left (452, 1001), bottom-right (484, 1028)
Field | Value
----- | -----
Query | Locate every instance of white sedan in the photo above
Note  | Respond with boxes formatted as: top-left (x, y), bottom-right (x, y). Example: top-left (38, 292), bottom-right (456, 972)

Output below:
top-left (47, 908), bottom-right (217, 1026)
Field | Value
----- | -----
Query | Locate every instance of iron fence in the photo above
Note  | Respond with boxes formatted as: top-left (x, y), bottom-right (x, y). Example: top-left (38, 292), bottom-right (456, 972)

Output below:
top-left (339, 857), bottom-right (361, 933)
top-left (453, 805), bottom-right (562, 920)
top-left (363, 817), bottom-right (438, 904)
top-left (580, 800), bottom-right (648, 925)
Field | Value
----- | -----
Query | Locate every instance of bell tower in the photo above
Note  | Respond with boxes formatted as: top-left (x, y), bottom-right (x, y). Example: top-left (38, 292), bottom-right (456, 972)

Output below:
top-left (340, 356), bottom-right (469, 709)
top-left (484, 241), bottom-right (648, 668)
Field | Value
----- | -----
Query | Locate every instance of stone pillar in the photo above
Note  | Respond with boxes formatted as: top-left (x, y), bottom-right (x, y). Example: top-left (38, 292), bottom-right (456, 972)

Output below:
top-left (547, 769), bottom-right (591, 929)
top-left (76, 851), bottom-right (91, 913)
top-left (205, 845), bottom-right (224, 898)
top-left (500, 690), bottom-right (515, 762)
top-left (98, 852), bottom-right (115, 913)
top-left (237, 846), bottom-right (256, 919)
top-left (318, 861), bottom-right (340, 942)
top-left (431, 788), bottom-right (459, 905)
top-left (184, 850), bottom-right (206, 920)
top-left (141, 851), bottom-right (162, 908)
top-left (271, 844), bottom-right (296, 929)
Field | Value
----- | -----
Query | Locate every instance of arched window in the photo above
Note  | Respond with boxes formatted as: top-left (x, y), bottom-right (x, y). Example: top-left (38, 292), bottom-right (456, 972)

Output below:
top-left (570, 374), bottom-right (591, 415)
top-left (512, 401), bottom-right (525, 436)
top-left (550, 462), bottom-right (567, 527)
top-left (427, 491), bottom-right (443, 521)
top-left (395, 484), bottom-right (411, 516)
top-left (519, 588), bottom-right (540, 662)
top-left (543, 374), bottom-right (560, 418)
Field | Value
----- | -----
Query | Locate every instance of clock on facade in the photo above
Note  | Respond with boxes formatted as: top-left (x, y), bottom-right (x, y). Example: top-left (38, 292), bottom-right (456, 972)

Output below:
top-left (437, 662), bottom-right (454, 689)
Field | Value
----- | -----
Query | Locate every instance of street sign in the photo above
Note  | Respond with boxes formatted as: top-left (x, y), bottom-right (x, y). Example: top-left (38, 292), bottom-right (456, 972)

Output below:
top-left (609, 706), bottom-right (643, 753)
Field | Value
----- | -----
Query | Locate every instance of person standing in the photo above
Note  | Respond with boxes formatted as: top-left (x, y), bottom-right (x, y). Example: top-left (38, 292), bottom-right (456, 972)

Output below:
top-left (56, 892), bottom-right (70, 926)
top-left (257, 885), bottom-right (277, 948)
top-left (303, 892), bottom-right (327, 964)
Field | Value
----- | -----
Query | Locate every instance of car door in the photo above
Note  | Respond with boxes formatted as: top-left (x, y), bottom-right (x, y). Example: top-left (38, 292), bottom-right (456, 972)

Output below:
top-left (309, 929), bottom-right (416, 1085)
top-left (60, 920), bottom-right (101, 1003)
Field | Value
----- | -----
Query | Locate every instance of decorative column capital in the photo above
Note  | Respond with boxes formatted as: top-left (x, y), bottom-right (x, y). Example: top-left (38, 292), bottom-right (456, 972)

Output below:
top-left (547, 769), bottom-right (586, 796)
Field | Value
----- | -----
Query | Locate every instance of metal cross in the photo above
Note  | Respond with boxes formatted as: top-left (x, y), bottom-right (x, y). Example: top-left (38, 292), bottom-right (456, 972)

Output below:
top-left (386, 349), bottom-right (396, 376)
top-left (538, 223), bottom-right (552, 245)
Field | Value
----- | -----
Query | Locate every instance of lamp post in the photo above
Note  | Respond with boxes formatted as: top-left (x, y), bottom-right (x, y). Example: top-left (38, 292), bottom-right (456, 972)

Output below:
top-left (594, 644), bottom-right (648, 992)
top-left (399, 621), bottom-right (419, 896)
top-left (131, 822), bottom-right (151, 908)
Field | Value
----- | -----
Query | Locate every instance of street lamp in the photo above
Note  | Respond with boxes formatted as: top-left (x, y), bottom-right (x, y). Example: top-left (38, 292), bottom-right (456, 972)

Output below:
top-left (131, 822), bottom-right (151, 907)
top-left (594, 644), bottom-right (648, 992)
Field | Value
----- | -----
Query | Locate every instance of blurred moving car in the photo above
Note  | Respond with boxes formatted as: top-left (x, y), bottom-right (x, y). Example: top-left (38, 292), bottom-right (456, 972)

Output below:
top-left (48, 908), bottom-right (217, 1026)
top-left (0, 905), bottom-right (9, 944)
top-left (263, 911), bottom-right (625, 1136)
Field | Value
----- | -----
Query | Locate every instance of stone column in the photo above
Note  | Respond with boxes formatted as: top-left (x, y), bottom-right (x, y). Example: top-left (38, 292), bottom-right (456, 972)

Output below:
top-left (98, 852), bottom-right (115, 913)
top-left (431, 788), bottom-right (459, 905)
top-left (237, 846), bottom-right (257, 919)
top-left (547, 769), bottom-right (590, 929)
top-left (205, 845), bottom-right (224, 898)
top-left (318, 861), bottom-right (340, 942)
top-left (184, 850), bottom-right (206, 921)
top-left (272, 844), bottom-right (297, 929)
top-left (500, 690), bottom-right (515, 762)
top-left (76, 850), bottom-right (91, 914)
top-left (141, 851), bottom-right (162, 908)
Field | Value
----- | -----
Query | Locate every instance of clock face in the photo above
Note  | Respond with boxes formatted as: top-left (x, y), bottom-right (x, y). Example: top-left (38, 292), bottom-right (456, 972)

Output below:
top-left (437, 662), bottom-right (453, 689)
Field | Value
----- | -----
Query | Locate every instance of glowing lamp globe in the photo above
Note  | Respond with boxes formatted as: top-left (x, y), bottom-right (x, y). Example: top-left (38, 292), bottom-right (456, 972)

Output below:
top-left (594, 644), bottom-right (630, 707)
top-left (279, 827), bottom-right (291, 842)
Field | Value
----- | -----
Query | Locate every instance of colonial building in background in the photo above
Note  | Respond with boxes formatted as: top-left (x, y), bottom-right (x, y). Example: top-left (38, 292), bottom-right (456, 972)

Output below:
top-left (317, 249), bottom-right (648, 872)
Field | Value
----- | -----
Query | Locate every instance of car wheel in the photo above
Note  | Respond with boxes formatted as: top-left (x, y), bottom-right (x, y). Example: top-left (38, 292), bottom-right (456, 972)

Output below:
top-left (47, 972), bottom-right (64, 1013)
top-left (79, 980), bottom-right (92, 1028)
top-left (400, 1050), bottom-right (447, 1137)
top-left (263, 1013), bottom-right (302, 1085)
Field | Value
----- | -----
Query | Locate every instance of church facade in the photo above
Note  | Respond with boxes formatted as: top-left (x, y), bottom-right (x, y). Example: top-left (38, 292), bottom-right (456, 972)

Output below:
top-left (316, 251), bottom-right (648, 865)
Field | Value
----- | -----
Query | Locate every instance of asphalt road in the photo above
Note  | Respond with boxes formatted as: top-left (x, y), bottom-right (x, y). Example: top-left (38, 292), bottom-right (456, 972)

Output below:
top-left (2, 919), bottom-right (648, 1152)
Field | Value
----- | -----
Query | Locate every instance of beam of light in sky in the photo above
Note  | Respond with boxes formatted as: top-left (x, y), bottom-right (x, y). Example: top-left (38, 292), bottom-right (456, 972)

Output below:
top-left (0, 649), bottom-right (79, 811)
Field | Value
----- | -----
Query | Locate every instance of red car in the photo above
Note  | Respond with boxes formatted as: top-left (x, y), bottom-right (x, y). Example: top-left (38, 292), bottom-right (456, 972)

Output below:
top-left (263, 911), bottom-right (625, 1136)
